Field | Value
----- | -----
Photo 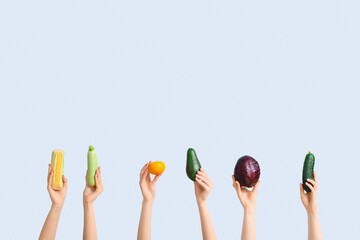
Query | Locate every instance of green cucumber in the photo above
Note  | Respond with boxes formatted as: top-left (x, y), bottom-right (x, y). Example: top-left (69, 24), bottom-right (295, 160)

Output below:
top-left (87, 145), bottom-right (98, 186)
top-left (302, 151), bottom-right (315, 192)
top-left (186, 148), bottom-right (202, 181)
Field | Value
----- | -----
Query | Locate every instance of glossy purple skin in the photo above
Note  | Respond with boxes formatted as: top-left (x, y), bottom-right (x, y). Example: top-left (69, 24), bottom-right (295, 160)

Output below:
top-left (234, 155), bottom-right (260, 188)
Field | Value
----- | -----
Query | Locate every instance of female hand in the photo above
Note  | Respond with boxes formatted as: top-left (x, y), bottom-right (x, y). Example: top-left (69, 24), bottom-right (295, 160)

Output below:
top-left (139, 161), bottom-right (161, 202)
top-left (83, 167), bottom-right (104, 204)
top-left (194, 168), bottom-right (213, 204)
top-left (47, 164), bottom-right (68, 207)
top-left (300, 171), bottom-right (318, 214)
top-left (232, 175), bottom-right (260, 211)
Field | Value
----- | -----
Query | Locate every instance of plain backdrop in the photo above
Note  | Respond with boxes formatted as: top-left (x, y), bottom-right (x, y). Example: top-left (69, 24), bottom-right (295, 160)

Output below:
top-left (1, 0), bottom-right (360, 239)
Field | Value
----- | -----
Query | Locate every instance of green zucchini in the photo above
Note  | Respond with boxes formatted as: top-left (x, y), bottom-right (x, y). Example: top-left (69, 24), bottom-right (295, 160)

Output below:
top-left (302, 151), bottom-right (315, 192)
top-left (87, 145), bottom-right (98, 186)
top-left (186, 148), bottom-right (202, 181)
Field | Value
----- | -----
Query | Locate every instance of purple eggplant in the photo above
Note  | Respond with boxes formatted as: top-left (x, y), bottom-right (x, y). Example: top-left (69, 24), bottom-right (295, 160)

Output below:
top-left (234, 155), bottom-right (260, 188)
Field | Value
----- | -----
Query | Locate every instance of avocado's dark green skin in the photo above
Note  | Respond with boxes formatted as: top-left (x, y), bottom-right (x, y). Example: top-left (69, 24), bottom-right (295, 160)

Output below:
top-left (186, 148), bottom-right (202, 181)
top-left (302, 152), bottom-right (315, 192)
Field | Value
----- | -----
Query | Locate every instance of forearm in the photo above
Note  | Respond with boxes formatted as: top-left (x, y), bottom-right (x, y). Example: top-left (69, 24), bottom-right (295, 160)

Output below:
top-left (137, 200), bottom-right (153, 240)
top-left (307, 211), bottom-right (322, 240)
top-left (83, 202), bottom-right (97, 240)
top-left (241, 209), bottom-right (256, 240)
top-left (197, 201), bottom-right (216, 240)
top-left (39, 205), bottom-right (63, 240)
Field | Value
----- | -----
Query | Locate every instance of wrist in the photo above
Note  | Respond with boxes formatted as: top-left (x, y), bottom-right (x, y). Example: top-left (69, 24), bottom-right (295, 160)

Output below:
top-left (307, 209), bottom-right (319, 217)
top-left (142, 199), bottom-right (154, 205)
top-left (244, 207), bottom-right (256, 215)
top-left (51, 203), bottom-right (63, 211)
top-left (83, 199), bottom-right (94, 207)
top-left (83, 200), bottom-right (94, 205)
top-left (196, 199), bottom-right (207, 206)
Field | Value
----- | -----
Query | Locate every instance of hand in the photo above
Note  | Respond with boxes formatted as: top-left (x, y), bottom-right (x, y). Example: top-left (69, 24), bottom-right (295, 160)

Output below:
top-left (47, 164), bottom-right (68, 208)
top-left (83, 167), bottom-right (104, 204)
top-left (300, 171), bottom-right (318, 215)
top-left (139, 161), bottom-right (161, 202)
top-left (194, 168), bottom-right (213, 204)
top-left (232, 175), bottom-right (260, 211)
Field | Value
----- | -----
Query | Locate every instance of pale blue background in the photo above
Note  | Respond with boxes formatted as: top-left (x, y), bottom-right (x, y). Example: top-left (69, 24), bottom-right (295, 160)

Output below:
top-left (1, 1), bottom-right (360, 239)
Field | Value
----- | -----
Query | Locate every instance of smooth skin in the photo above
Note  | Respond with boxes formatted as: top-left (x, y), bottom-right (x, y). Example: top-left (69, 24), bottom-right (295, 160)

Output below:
top-left (195, 168), bottom-right (217, 240)
top-left (137, 161), bottom-right (161, 240)
top-left (83, 167), bottom-right (104, 240)
top-left (39, 164), bottom-right (68, 240)
top-left (300, 171), bottom-right (323, 240)
top-left (232, 176), bottom-right (260, 240)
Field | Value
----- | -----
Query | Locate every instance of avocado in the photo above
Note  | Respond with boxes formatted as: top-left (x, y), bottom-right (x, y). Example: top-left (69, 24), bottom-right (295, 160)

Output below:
top-left (186, 148), bottom-right (202, 181)
top-left (302, 151), bottom-right (315, 192)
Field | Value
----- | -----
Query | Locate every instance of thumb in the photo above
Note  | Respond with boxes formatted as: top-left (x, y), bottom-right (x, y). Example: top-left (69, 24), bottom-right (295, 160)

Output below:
top-left (152, 174), bottom-right (161, 184)
top-left (62, 175), bottom-right (68, 189)
top-left (252, 180), bottom-right (260, 194)
top-left (235, 181), bottom-right (242, 196)
top-left (48, 170), bottom-right (53, 190)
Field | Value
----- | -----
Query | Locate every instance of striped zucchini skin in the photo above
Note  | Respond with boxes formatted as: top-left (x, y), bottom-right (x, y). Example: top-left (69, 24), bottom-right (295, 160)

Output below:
top-left (51, 149), bottom-right (64, 190)
top-left (302, 151), bottom-right (315, 192)
top-left (87, 145), bottom-right (98, 186)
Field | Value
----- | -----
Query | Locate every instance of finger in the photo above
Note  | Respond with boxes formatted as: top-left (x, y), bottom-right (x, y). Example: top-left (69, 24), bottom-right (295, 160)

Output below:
top-left (306, 178), bottom-right (317, 187)
top-left (62, 175), bottom-right (68, 189)
top-left (195, 173), bottom-right (208, 184)
top-left (95, 171), bottom-right (99, 187)
top-left (232, 175), bottom-right (242, 195)
top-left (47, 170), bottom-right (53, 189)
top-left (197, 170), bottom-right (207, 178)
top-left (313, 171), bottom-right (318, 183)
top-left (95, 171), bottom-right (104, 192)
top-left (140, 165), bottom-right (149, 180)
top-left (199, 168), bottom-right (208, 177)
top-left (235, 181), bottom-right (243, 196)
top-left (232, 175), bottom-right (237, 188)
top-left (196, 177), bottom-right (210, 191)
top-left (97, 168), bottom-right (103, 188)
top-left (305, 182), bottom-right (315, 193)
top-left (140, 165), bottom-right (147, 176)
top-left (145, 169), bottom-right (151, 182)
top-left (252, 180), bottom-right (260, 193)
top-left (98, 168), bottom-right (103, 187)
top-left (196, 173), bottom-right (213, 187)
top-left (47, 165), bottom-right (52, 185)
top-left (140, 163), bottom-right (148, 176)
top-left (207, 178), bottom-right (213, 187)
top-left (151, 174), bottom-right (161, 184)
